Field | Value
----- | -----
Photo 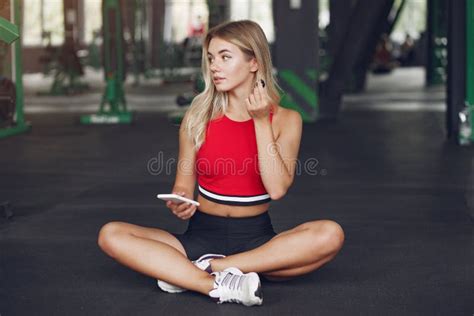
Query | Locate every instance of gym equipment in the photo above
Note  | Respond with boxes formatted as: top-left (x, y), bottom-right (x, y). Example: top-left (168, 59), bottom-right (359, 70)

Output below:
top-left (38, 47), bottom-right (88, 96)
top-left (130, 0), bottom-right (149, 86)
top-left (37, 1), bottom-right (88, 96)
top-left (168, 73), bottom-right (204, 124)
top-left (459, 1), bottom-right (474, 145)
top-left (426, 0), bottom-right (448, 86)
top-left (182, 36), bottom-right (203, 67)
top-left (85, 30), bottom-right (102, 70)
top-left (81, 0), bottom-right (132, 124)
top-left (0, 0), bottom-right (30, 139)
top-left (175, 73), bottom-right (204, 107)
top-left (0, 76), bottom-right (15, 128)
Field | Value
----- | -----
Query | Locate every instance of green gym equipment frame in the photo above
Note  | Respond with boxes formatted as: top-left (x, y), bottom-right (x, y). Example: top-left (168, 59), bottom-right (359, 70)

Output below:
top-left (0, 0), bottom-right (30, 139)
top-left (81, 0), bottom-right (132, 124)
top-left (463, 0), bottom-right (474, 144)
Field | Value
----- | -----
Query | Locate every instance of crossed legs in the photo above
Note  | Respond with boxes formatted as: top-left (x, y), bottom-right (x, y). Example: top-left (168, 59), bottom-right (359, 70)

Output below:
top-left (97, 219), bottom-right (344, 293)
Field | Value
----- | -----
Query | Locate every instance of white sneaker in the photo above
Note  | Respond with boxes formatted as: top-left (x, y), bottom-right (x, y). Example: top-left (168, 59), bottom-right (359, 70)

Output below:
top-left (209, 267), bottom-right (263, 306)
top-left (157, 253), bottom-right (225, 293)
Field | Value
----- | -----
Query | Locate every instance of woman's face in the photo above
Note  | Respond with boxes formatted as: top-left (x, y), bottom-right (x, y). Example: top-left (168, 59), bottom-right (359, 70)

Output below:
top-left (207, 37), bottom-right (258, 93)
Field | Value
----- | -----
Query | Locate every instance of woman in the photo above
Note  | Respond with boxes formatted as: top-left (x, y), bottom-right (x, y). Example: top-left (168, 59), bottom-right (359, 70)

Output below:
top-left (98, 20), bottom-right (344, 307)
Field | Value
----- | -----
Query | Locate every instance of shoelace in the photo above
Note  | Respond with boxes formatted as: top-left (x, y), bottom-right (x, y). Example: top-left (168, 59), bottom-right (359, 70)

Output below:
top-left (218, 272), bottom-right (245, 303)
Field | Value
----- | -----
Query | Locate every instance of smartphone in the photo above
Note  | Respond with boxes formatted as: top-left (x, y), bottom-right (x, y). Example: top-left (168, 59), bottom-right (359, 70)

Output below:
top-left (157, 194), bottom-right (200, 206)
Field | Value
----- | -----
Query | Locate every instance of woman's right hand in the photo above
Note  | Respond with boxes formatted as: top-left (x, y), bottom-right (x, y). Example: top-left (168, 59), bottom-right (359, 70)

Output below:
top-left (166, 191), bottom-right (197, 220)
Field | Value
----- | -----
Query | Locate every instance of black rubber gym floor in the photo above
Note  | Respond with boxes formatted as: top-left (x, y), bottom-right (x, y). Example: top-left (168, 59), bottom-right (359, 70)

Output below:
top-left (1, 110), bottom-right (473, 315)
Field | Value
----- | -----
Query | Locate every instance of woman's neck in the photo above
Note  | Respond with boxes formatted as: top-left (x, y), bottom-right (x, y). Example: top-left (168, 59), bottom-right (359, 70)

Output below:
top-left (226, 80), bottom-right (254, 119)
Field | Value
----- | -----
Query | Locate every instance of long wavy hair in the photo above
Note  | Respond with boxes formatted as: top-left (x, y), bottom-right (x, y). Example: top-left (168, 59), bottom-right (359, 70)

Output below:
top-left (183, 20), bottom-right (281, 151)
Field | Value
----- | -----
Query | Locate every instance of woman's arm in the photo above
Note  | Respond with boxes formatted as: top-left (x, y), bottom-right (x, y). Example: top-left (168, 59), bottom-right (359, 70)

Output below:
top-left (173, 112), bottom-right (197, 197)
top-left (253, 109), bottom-right (302, 200)
top-left (246, 81), bottom-right (302, 200)
top-left (168, 112), bottom-right (198, 220)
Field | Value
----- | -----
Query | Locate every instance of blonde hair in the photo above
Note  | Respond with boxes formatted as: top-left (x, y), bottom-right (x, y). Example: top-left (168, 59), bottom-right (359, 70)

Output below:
top-left (183, 20), bottom-right (281, 150)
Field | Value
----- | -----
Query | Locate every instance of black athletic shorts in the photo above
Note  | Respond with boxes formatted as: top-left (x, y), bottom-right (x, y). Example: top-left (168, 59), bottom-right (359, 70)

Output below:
top-left (172, 209), bottom-right (277, 261)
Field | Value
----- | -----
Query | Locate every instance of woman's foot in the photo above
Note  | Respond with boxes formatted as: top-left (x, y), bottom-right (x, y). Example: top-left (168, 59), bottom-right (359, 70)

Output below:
top-left (157, 253), bottom-right (226, 293)
top-left (209, 267), bottom-right (263, 306)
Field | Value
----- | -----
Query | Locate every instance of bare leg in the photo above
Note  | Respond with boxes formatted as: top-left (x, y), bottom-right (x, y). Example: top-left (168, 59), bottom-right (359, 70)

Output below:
top-left (98, 222), bottom-right (214, 295)
top-left (261, 252), bottom-right (338, 281)
top-left (210, 220), bottom-right (344, 279)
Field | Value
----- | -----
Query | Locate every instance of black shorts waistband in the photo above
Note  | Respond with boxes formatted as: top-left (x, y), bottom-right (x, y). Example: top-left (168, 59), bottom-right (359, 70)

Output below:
top-left (187, 209), bottom-right (274, 236)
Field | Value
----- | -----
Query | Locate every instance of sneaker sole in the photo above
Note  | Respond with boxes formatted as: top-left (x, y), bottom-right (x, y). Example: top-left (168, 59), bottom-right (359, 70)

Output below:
top-left (244, 272), bottom-right (263, 306)
top-left (195, 253), bottom-right (225, 261)
top-left (157, 279), bottom-right (187, 293)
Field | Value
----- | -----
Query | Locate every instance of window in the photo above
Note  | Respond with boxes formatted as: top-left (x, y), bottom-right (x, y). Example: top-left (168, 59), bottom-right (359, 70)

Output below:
top-left (230, 0), bottom-right (274, 42)
top-left (163, 0), bottom-right (209, 43)
top-left (23, 0), bottom-right (64, 46)
top-left (84, 0), bottom-right (102, 44)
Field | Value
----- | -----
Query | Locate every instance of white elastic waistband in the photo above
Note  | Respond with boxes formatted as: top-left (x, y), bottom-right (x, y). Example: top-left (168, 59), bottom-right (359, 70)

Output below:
top-left (198, 185), bottom-right (271, 206)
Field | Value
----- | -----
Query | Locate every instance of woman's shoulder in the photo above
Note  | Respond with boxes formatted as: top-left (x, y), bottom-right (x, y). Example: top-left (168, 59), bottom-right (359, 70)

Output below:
top-left (272, 106), bottom-right (303, 139)
top-left (273, 106), bottom-right (302, 126)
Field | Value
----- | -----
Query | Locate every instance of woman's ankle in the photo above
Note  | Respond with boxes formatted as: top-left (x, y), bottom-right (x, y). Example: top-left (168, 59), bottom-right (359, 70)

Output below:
top-left (195, 273), bottom-right (215, 295)
top-left (209, 257), bottom-right (226, 272)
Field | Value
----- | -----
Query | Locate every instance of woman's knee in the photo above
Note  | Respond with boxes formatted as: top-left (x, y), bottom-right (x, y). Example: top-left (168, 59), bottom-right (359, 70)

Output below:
top-left (306, 220), bottom-right (345, 255)
top-left (321, 220), bottom-right (345, 254)
top-left (97, 221), bottom-right (127, 254)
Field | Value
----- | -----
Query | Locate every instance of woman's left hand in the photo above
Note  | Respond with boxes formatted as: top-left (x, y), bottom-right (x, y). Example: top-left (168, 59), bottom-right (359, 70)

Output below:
top-left (246, 79), bottom-right (272, 121)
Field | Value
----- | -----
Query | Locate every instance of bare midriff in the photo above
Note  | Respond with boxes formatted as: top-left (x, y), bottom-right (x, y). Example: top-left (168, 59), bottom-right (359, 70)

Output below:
top-left (197, 194), bottom-right (270, 218)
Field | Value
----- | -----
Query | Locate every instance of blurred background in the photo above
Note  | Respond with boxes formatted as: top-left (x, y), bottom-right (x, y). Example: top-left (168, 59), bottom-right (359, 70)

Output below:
top-left (0, 0), bottom-right (471, 141)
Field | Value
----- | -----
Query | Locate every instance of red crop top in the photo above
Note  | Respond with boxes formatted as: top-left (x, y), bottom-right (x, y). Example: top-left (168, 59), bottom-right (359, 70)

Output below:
top-left (195, 112), bottom-right (273, 206)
